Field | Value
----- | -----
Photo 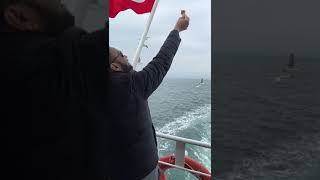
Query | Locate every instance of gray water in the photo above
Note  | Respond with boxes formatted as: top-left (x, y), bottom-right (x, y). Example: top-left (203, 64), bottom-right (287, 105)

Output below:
top-left (213, 54), bottom-right (320, 180)
top-left (149, 78), bottom-right (211, 180)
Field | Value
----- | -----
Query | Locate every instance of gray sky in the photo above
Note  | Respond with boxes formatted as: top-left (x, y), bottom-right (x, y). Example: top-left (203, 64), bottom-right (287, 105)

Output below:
top-left (214, 0), bottom-right (320, 58)
top-left (109, 0), bottom-right (211, 79)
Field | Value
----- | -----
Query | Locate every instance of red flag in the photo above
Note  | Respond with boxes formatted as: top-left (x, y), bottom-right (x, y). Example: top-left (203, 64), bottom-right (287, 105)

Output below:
top-left (109, 0), bottom-right (155, 18)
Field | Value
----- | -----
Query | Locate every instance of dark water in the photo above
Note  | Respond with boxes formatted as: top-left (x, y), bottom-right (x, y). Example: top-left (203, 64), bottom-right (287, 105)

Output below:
top-left (213, 54), bottom-right (320, 180)
top-left (149, 78), bottom-right (211, 180)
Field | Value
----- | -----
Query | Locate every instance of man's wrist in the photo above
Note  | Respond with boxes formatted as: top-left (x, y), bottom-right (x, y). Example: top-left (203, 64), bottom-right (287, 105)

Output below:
top-left (174, 27), bottom-right (181, 32)
top-left (171, 29), bottom-right (181, 40)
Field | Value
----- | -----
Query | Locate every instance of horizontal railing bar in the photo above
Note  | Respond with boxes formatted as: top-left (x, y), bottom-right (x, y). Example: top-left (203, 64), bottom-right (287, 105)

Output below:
top-left (158, 161), bottom-right (211, 177)
top-left (156, 132), bottom-right (211, 149)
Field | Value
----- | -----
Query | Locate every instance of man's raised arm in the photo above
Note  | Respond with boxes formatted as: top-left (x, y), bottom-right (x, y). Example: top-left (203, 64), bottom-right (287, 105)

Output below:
top-left (135, 10), bottom-right (190, 98)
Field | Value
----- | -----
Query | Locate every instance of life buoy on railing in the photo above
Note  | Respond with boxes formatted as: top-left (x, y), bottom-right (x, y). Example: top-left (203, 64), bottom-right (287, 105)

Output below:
top-left (159, 155), bottom-right (212, 180)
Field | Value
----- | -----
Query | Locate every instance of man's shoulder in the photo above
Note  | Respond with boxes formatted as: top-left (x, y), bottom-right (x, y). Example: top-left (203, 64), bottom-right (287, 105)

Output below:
top-left (110, 71), bottom-right (143, 93)
top-left (110, 72), bottom-right (132, 85)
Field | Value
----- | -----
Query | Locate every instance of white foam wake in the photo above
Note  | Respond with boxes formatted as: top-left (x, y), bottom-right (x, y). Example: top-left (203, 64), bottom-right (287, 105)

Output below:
top-left (157, 104), bottom-right (212, 180)
top-left (157, 104), bottom-right (211, 135)
top-left (157, 104), bottom-right (211, 152)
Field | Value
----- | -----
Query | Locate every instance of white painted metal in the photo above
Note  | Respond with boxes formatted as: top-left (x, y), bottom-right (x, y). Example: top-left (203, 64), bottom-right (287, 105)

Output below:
top-left (156, 132), bottom-right (212, 177)
top-left (175, 141), bottom-right (185, 167)
top-left (132, 0), bottom-right (160, 70)
top-left (156, 132), bottom-right (211, 148)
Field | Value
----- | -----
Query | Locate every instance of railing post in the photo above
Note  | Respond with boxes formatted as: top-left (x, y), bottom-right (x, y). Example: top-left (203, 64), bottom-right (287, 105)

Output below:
top-left (175, 141), bottom-right (185, 167)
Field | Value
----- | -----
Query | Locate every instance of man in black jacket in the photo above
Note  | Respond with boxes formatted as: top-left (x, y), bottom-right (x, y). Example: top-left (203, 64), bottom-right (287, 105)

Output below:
top-left (1, 0), bottom-right (108, 179)
top-left (108, 11), bottom-right (189, 180)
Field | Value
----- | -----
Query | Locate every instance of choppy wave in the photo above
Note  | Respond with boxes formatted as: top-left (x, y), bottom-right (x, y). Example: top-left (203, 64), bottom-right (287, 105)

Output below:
top-left (157, 104), bottom-right (211, 152)
top-left (214, 55), bottom-right (320, 180)
top-left (149, 79), bottom-right (211, 180)
top-left (215, 133), bottom-right (320, 180)
top-left (157, 104), bottom-right (211, 135)
top-left (156, 104), bottom-right (211, 180)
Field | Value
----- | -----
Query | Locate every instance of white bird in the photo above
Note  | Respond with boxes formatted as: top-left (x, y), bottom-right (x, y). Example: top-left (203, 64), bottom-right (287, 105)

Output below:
top-left (143, 44), bottom-right (149, 48)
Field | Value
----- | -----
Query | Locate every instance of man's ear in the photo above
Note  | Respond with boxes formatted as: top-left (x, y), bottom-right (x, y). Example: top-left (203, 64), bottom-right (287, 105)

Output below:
top-left (110, 63), bottom-right (123, 72)
top-left (3, 4), bottom-right (42, 31)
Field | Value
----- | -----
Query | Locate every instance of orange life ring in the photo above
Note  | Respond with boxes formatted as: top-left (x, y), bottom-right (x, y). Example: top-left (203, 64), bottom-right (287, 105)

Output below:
top-left (159, 155), bottom-right (212, 180)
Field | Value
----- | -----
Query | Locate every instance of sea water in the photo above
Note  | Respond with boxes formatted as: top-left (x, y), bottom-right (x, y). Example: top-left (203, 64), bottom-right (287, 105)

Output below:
top-left (149, 78), bottom-right (211, 180)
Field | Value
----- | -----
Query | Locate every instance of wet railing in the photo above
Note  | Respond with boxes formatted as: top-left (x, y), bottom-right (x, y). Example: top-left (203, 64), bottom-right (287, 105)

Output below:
top-left (156, 132), bottom-right (211, 178)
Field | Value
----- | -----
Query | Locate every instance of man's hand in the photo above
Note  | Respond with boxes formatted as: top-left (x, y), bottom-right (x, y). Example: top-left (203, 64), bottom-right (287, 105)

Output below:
top-left (174, 10), bottom-right (190, 32)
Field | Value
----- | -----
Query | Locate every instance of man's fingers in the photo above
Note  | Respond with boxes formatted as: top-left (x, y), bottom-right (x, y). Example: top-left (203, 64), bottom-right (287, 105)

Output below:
top-left (185, 15), bottom-right (190, 21)
top-left (181, 10), bottom-right (187, 18)
top-left (176, 10), bottom-right (189, 31)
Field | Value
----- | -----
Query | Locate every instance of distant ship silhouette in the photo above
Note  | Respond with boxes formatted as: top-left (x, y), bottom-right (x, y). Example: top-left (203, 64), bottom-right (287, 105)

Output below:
top-left (283, 52), bottom-right (299, 72)
top-left (288, 52), bottom-right (295, 68)
top-left (275, 52), bottom-right (299, 82)
top-left (196, 78), bottom-right (204, 87)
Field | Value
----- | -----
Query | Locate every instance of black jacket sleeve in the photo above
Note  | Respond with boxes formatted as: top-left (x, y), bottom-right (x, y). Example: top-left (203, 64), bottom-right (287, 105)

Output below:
top-left (133, 30), bottom-right (181, 98)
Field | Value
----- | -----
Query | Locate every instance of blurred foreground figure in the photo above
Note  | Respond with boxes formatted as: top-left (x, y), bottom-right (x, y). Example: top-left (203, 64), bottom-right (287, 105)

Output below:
top-left (0, 0), bottom-right (108, 179)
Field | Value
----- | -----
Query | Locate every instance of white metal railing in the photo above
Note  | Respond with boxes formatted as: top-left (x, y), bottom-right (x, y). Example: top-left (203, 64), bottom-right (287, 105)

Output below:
top-left (156, 132), bottom-right (211, 178)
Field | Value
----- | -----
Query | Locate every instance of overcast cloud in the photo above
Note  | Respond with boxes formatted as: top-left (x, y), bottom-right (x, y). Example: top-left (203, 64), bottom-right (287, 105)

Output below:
top-left (214, 0), bottom-right (320, 58)
top-left (109, 0), bottom-right (211, 79)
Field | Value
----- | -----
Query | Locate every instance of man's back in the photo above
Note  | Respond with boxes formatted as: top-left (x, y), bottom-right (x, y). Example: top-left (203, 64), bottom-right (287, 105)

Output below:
top-left (107, 29), bottom-right (183, 180)
top-left (108, 72), bottom-right (159, 180)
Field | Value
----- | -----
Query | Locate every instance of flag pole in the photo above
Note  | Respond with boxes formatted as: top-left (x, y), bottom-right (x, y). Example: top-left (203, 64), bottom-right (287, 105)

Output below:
top-left (132, 0), bottom-right (160, 70)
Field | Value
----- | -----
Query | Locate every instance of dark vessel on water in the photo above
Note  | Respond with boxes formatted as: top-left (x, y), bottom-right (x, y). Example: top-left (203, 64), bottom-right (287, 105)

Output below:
top-left (288, 52), bottom-right (295, 68)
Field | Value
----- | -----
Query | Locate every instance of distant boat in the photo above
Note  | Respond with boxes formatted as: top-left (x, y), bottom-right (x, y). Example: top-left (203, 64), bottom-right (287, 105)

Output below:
top-left (275, 53), bottom-right (299, 82)
top-left (196, 78), bottom-right (204, 87)
top-left (288, 52), bottom-right (295, 68)
top-left (283, 52), bottom-right (299, 71)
